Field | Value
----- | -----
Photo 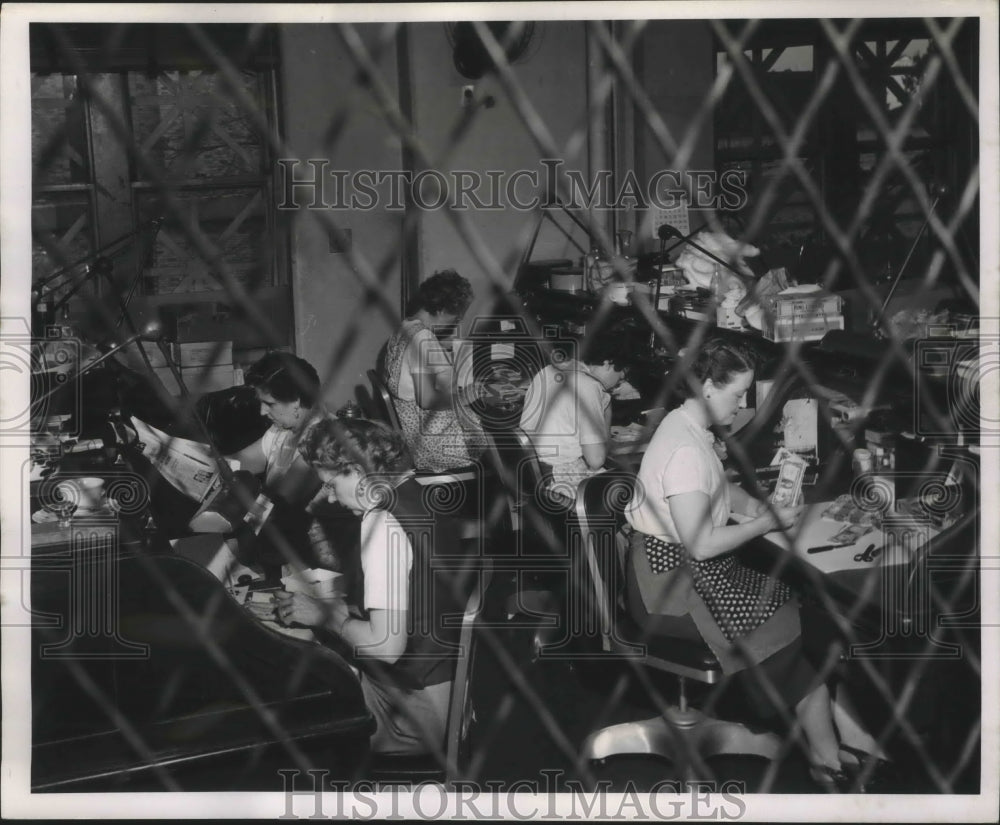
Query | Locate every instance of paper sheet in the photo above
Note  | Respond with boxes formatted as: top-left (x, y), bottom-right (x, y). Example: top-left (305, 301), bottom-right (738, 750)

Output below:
top-left (130, 416), bottom-right (230, 502)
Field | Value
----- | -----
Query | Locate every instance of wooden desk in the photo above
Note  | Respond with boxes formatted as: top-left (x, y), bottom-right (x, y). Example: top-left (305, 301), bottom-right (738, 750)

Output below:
top-left (740, 497), bottom-right (978, 645)
top-left (755, 502), bottom-right (939, 575)
top-left (30, 549), bottom-right (373, 790)
top-left (740, 495), bottom-right (981, 773)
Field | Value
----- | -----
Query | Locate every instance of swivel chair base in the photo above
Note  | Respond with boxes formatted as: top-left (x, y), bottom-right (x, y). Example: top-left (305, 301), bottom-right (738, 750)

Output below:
top-left (582, 707), bottom-right (781, 771)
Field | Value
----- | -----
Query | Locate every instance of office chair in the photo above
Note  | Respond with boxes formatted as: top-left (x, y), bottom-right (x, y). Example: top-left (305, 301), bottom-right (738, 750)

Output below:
top-left (195, 385), bottom-right (270, 455)
top-left (573, 473), bottom-right (781, 774)
top-left (367, 366), bottom-right (477, 481)
top-left (366, 560), bottom-right (493, 785)
top-left (367, 369), bottom-right (403, 432)
top-left (365, 365), bottom-right (487, 547)
top-left (482, 427), bottom-right (572, 650)
top-left (482, 427), bottom-right (570, 536)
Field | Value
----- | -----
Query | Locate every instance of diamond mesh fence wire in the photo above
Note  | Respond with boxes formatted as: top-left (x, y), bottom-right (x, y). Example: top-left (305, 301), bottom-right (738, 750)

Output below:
top-left (16, 13), bottom-right (990, 800)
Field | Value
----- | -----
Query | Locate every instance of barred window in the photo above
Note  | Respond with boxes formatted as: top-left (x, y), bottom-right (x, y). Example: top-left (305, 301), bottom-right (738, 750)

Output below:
top-left (29, 23), bottom-right (290, 354)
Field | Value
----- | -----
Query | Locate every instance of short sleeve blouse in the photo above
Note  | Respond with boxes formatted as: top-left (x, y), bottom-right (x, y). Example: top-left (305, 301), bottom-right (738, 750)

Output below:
top-left (394, 321), bottom-right (452, 403)
top-left (625, 407), bottom-right (731, 540)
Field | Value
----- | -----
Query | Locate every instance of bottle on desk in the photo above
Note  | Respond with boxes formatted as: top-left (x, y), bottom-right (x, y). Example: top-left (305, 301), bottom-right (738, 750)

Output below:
top-left (851, 448), bottom-right (873, 477)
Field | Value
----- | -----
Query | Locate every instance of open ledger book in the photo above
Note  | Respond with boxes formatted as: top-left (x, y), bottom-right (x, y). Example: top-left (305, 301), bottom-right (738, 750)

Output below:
top-left (129, 417), bottom-right (272, 533)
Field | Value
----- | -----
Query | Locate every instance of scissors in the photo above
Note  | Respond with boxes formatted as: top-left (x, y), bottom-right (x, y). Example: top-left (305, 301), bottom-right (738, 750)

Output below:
top-left (854, 543), bottom-right (880, 562)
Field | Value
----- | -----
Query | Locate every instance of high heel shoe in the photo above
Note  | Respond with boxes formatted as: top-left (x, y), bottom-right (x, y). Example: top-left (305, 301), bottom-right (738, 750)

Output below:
top-left (838, 744), bottom-right (899, 792)
top-left (809, 763), bottom-right (861, 793)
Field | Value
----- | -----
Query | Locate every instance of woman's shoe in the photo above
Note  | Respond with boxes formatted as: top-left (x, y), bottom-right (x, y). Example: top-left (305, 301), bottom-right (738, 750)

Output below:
top-left (809, 763), bottom-right (863, 793)
top-left (838, 744), bottom-right (900, 792)
top-left (838, 743), bottom-right (891, 771)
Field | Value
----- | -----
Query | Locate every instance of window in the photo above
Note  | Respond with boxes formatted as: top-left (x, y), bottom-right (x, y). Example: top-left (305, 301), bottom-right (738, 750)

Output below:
top-left (30, 24), bottom-right (290, 355)
top-left (713, 19), bottom-right (978, 289)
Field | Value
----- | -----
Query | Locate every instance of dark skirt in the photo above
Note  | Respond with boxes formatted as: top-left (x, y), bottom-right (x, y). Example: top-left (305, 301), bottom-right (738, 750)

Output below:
top-left (626, 531), bottom-right (817, 718)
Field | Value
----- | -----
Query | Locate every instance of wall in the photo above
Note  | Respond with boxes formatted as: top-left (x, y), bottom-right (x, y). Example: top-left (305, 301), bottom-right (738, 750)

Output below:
top-left (406, 21), bottom-right (591, 324)
top-left (279, 24), bottom-right (404, 409)
top-left (635, 20), bottom-right (716, 252)
top-left (279, 20), bottom-right (715, 407)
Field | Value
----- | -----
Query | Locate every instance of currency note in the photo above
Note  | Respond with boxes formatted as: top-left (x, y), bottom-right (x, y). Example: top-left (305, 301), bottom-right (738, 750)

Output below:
top-left (770, 454), bottom-right (807, 507)
top-left (823, 493), bottom-right (879, 526)
top-left (831, 522), bottom-right (872, 545)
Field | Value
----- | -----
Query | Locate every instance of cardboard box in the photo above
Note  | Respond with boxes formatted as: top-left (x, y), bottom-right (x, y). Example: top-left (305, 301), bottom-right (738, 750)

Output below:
top-left (766, 288), bottom-right (842, 318)
top-left (118, 340), bottom-right (174, 371)
top-left (152, 365), bottom-right (181, 396)
top-left (178, 341), bottom-right (233, 369)
top-left (181, 364), bottom-right (235, 393)
top-left (762, 314), bottom-right (844, 342)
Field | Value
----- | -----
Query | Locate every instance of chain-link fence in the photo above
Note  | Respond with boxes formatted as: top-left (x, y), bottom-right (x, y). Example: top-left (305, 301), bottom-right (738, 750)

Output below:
top-left (5, 7), bottom-right (996, 817)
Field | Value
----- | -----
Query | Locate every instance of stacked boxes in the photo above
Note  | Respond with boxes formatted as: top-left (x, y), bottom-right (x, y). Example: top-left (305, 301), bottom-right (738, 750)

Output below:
top-left (178, 341), bottom-right (235, 393)
top-left (761, 288), bottom-right (844, 342)
top-left (117, 339), bottom-right (234, 394)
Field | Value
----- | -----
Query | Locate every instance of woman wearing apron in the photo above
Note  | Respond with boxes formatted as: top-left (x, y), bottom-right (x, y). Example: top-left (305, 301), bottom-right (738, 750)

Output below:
top-left (626, 338), bottom-right (883, 791)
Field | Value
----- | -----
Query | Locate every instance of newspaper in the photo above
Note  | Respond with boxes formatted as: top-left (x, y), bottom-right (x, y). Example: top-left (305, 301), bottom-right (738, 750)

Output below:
top-left (130, 416), bottom-right (233, 503)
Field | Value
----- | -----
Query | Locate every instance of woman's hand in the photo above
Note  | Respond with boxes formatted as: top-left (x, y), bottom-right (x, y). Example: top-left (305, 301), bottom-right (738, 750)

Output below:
top-left (751, 500), bottom-right (804, 533)
top-left (273, 589), bottom-right (336, 628)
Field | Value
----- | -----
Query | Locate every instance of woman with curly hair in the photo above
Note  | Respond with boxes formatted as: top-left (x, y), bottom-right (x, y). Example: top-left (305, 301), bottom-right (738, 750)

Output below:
top-left (274, 417), bottom-right (470, 754)
top-left (379, 269), bottom-right (485, 472)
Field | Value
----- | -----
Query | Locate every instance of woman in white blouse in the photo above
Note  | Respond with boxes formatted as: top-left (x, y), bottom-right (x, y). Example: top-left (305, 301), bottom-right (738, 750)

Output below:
top-left (626, 338), bottom-right (881, 791)
top-left (276, 417), bottom-right (469, 754)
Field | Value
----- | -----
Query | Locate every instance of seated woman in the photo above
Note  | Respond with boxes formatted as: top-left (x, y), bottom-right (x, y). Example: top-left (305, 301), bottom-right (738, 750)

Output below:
top-left (519, 331), bottom-right (630, 499)
top-left (223, 352), bottom-right (339, 574)
top-left (624, 338), bottom-right (881, 791)
top-left (380, 269), bottom-right (485, 472)
top-left (274, 417), bottom-right (469, 754)
top-left (230, 352), bottom-right (323, 505)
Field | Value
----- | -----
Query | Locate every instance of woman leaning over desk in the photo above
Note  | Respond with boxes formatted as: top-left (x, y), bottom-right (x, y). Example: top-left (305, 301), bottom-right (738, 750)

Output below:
top-left (234, 352), bottom-right (323, 504)
top-left (275, 417), bottom-right (469, 755)
top-left (625, 338), bottom-right (880, 791)
top-left (224, 352), bottom-right (339, 574)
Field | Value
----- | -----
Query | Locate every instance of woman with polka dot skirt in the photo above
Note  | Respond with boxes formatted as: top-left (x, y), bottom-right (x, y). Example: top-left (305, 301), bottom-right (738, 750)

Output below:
top-left (625, 338), bottom-right (881, 792)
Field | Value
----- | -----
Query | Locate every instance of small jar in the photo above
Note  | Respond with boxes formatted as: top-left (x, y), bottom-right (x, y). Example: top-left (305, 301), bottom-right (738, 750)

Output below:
top-left (852, 448), bottom-right (873, 478)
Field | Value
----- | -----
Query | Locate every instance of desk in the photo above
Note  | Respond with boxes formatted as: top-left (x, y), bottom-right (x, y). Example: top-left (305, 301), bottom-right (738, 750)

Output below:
top-left (28, 460), bottom-right (371, 789)
top-left (30, 550), bottom-right (373, 790)
top-left (739, 492), bottom-right (978, 649)
top-left (739, 501), bottom-right (949, 632)
top-left (608, 424), bottom-right (653, 467)
top-left (740, 496), bottom-right (980, 774)
top-left (755, 502), bottom-right (940, 576)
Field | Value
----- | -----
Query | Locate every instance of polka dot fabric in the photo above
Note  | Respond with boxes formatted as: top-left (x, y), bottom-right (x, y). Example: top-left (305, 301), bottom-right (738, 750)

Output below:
top-left (644, 534), bottom-right (792, 642)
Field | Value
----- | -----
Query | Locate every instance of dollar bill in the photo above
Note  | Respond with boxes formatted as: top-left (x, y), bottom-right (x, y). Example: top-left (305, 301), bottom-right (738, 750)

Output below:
top-left (831, 522), bottom-right (872, 545)
top-left (823, 493), bottom-right (879, 526)
top-left (770, 454), bottom-right (806, 507)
